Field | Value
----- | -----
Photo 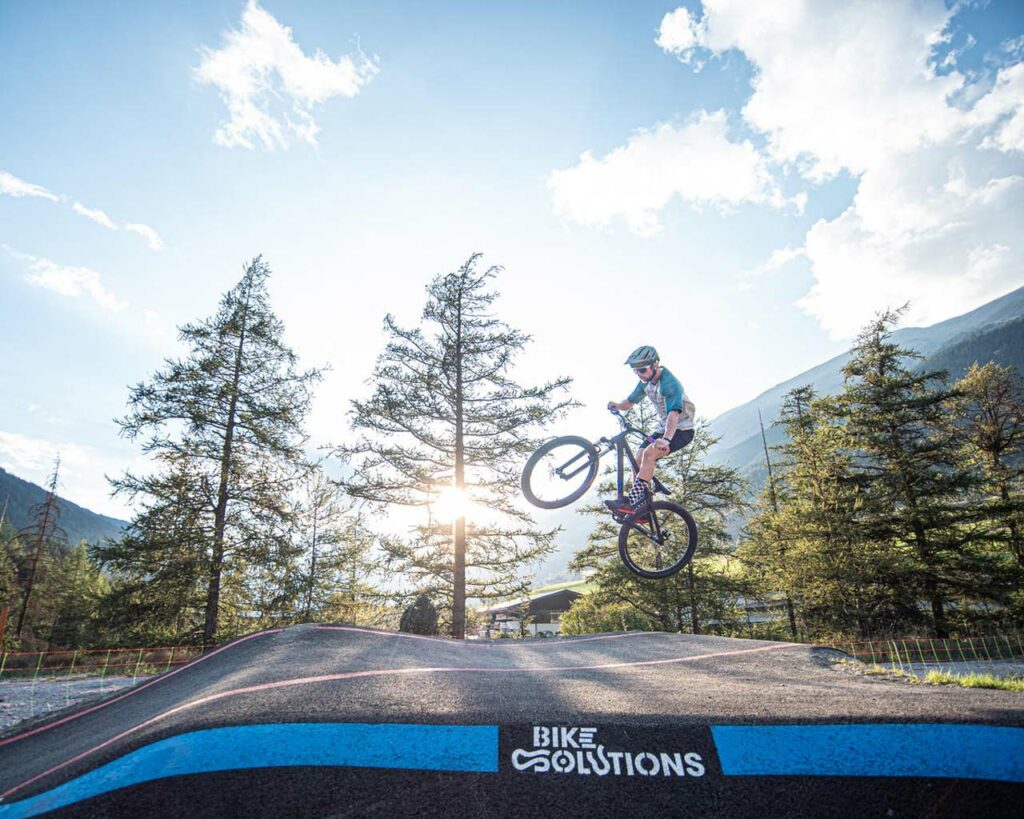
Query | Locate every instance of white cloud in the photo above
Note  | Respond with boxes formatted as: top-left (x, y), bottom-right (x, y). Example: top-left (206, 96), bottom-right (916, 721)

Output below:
top-left (195, 0), bottom-right (380, 150)
top-left (738, 245), bottom-right (806, 290)
top-left (3, 170), bottom-right (167, 249)
top-left (648, 0), bottom-right (1024, 338)
top-left (72, 201), bottom-right (117, 230)
top-left (0, 430), bottom-right (71, 478)
top-left (125, 223), bottom-right (165, 251)
top-left (0, 430), bottom-right (134, 519)
top-left (7, 248), bottom-right (128, 312)
top-left (656, 7), bottom-right (704, 65)
top-left (548, 110), bottom-right (801, 235)
top-left (799, 147), bottom-right (1024, 338)
top-left (663, 0), bottom-right (963, 181)
top-left (0, 170), bottom-right (59, 201)
top-left (968, 62), bottom-right (1024, 153)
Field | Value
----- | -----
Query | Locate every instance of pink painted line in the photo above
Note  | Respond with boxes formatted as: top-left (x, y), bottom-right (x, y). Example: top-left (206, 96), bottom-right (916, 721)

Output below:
top-left (314, 626), bottom-right (670, 646)
top-left (540, 632), bottom-right (666, 645)
top-left (313, 626), bottom-right (464, 644)
top-left (0, 641), bottom-right (796, 802)
top-left (0, 629), bottom-right (283, 750)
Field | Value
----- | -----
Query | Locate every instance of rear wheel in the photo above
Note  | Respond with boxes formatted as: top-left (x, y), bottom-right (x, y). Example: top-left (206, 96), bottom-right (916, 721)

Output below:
top-left (617, 501), bottom-right (697, 579)
top-left (521, 436), bottom-right (600, 509)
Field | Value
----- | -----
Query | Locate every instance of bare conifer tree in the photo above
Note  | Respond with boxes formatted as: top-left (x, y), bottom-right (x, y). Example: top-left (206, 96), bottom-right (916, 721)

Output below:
top-left (338, 254), bottom-right (574, 638)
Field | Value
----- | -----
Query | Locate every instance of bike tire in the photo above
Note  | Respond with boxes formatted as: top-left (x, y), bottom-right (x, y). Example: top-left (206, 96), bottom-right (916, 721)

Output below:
top-left (521, 435), bottom-right (600, 509)
top-left (617, 501), bottom-right (698, 579)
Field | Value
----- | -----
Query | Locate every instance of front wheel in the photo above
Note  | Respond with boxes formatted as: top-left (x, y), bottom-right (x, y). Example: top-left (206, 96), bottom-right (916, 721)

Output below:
top-left (521, 435), bottom-right (600, 509)
top-left (618, 501), bottom-right (698, 579)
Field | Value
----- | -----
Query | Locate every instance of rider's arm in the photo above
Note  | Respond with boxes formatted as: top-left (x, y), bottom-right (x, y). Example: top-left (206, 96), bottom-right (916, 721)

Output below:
top-left (608, 399), bottom-right (635, 411)
top-left (662, 410), bottom-right (679, 441)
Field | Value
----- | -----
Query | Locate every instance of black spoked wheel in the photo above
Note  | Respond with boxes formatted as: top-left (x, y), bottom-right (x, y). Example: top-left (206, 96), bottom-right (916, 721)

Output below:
top-left (617, 501), bottom-right (698, 579)
top-left (521, 435), bottom-right (600, 509)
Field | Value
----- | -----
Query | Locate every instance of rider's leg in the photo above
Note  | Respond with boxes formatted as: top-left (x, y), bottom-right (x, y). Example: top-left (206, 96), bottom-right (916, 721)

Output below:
top-left (637, 444), bottom-right (669, 483)
top-left (627, 445), bottom-right (669, 507)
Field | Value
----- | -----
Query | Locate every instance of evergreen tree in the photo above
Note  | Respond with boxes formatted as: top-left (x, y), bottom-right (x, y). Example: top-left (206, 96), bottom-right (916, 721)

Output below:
top-left (95, 456), bottom-right (211, 644)
top-left (112, 256), bottom-right (321, 645)
top-left (0, 520), bottom-right (19, 649)
top-left (399, 593), bottom-right (439, 635)
top-left (572, 410), bottom-right (751, 635)
top-left (338, 254), bottom-right (574, 638)
top-left (951, 363), bottom-right (1024, 569)
top-left (741, 388), bottom-right (914, 639)
top-left (49, 542), bottom-right (110, 648)
top-left (295, 467), bottom-right (377, 624)
top-left (13, 457), bottom-right (67, 643)
top-left (836, 308), bottom-right (996, 637)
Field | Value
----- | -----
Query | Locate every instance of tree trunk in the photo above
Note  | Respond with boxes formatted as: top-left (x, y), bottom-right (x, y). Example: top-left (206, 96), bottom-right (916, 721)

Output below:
top-left (999, 481), bottom-right (1024, 568)
top-left (204, 282), bottom-right (252, 647)
top-left (303, 504), bottom-right (320, 623)
top-left (687, 564), bottom-right (700, 634)
top-left (452, 289), bottom-right (466, 640)
top-left (15, 481), bottom-right (59, 640)
top-left (785, 594), bottom-right (798, 640)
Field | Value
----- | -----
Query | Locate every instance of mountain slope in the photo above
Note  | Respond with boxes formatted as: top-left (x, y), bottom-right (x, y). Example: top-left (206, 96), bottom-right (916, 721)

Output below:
top-left (0, 467), bottom-right (127, 546)
top-left (707, 284), bottom-right (1024, 484)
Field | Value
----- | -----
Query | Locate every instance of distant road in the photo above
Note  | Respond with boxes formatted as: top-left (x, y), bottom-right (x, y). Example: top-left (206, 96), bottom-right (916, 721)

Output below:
top-left (0, 626), bottom-right (1021, 817)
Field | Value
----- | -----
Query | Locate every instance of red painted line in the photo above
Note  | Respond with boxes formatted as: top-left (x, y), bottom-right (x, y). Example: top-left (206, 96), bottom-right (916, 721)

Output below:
top-left (0, 629), bottom-right (283, 749)
top-left (0, 641), bottom-right (796, 802)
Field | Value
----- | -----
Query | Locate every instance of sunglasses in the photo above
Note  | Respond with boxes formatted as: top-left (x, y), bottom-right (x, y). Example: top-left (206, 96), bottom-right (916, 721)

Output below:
top-left (632, 365), bottom-right (653, 374)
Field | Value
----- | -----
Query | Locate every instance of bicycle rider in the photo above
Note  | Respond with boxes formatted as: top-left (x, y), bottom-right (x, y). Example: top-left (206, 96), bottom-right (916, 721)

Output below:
top-left (605, 345), bottom-right (695, 517)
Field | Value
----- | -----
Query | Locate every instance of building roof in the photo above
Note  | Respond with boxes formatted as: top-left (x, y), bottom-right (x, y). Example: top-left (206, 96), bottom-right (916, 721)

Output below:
top-left (484, 588), bottom-right (582, 616)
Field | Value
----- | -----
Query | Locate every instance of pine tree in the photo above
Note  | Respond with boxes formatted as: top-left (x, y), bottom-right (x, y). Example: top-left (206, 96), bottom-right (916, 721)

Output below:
top-left (399, 593), bottom-right (439, 635)
top-left (742, 388), bottom-right (913, 639)
top-left (338, 254), bottom-right (574, 638)
top-left (837, 308), bottom-right (995, 637)
top-left (572, 409), bottom-right (751, 635)
top-left (112, 256), bottom-right (321, 645)
top-left (14, 457), bottom-right (68, 642)
top-left (294, 467), bottom-right (377, 624)
top-left (951, 363), bottom-right (1024, 568)
top-left (49, 542), bottom-right (110, 648)
top-left (95, 456), bottom-right (211, 644)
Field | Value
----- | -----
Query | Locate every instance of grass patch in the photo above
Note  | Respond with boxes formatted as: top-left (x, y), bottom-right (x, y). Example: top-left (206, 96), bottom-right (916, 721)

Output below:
top-left (858, 664), bottom-right (920, 683)
top-left (924, 671), bottom-right (1024, 691)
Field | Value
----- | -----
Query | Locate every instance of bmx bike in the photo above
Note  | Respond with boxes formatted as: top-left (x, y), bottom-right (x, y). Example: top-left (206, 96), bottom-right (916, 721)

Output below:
top-left (521, 409), bottom-right (698, 579)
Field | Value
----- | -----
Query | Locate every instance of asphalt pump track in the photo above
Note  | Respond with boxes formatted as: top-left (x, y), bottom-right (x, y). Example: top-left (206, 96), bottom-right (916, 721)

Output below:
top-left (0, 625), bottom-right (1021, 817)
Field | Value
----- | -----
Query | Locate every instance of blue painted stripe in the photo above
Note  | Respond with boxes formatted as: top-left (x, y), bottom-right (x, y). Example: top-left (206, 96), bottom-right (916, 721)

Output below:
top-left (0, 723), bottom-right (498, 818)
top-left (712, 724), bottom-right (1024, 782)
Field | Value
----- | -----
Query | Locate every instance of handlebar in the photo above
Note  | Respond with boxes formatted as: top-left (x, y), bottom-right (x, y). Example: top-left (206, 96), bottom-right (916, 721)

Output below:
top-left (608, 405), bottom-right (659, 441)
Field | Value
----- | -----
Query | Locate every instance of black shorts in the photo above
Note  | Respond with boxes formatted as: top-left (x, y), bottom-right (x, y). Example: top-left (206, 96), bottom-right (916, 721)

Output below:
top-left (639, 427), bottom-right (694, 454)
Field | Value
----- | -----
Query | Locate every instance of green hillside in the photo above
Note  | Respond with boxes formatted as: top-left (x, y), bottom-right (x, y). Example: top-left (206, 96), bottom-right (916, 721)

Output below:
top-left (0, 467), bottom-right (127, 548)
top-left (707, 286), bottom-right (1024, 488)
top-left (925, 315), bottom-right (1024, 379)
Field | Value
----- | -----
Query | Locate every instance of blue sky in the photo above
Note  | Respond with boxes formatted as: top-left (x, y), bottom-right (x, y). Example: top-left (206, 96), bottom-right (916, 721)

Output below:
top-left (2, 0), bottom-right (1024, 518)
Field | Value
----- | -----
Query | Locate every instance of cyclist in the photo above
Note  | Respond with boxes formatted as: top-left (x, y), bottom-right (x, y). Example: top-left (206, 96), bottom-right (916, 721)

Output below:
top-left (605, 345), bottom-right (695, 517)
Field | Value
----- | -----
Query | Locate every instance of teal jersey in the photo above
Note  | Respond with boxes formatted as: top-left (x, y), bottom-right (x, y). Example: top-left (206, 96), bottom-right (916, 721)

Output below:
top-left (628, 367), bottom-right (695, 431)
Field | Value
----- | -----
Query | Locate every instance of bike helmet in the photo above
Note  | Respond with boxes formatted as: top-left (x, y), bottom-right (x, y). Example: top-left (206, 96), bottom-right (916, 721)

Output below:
top-left (625, 345), bottom-right (659, 367)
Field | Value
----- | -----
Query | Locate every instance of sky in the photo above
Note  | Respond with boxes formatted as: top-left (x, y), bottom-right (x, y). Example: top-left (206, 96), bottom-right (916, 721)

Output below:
top-left (2, 0), bottom-right (1024, 520)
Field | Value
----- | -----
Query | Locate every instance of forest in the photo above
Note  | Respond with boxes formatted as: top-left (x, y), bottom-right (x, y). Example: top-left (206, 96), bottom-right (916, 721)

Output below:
top-left (2, 258), bottom-right (1022, 653)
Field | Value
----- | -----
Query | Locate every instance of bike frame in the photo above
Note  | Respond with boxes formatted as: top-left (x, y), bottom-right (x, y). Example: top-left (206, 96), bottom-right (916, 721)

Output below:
top-left (595, 410), bottom-right (671, 499)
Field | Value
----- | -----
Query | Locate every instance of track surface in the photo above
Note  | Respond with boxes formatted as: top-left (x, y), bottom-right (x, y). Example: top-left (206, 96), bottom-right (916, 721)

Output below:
top-left (0, 625), bottom-right (1021, 817)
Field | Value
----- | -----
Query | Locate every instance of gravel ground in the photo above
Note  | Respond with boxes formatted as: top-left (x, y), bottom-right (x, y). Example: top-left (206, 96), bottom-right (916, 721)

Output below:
top-left (0, 676), bottom-right (142, 733)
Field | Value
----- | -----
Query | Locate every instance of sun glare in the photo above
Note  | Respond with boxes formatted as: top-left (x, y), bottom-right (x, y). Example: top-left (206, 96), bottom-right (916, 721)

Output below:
top-left (433, 486), bottom-right (474, 523)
